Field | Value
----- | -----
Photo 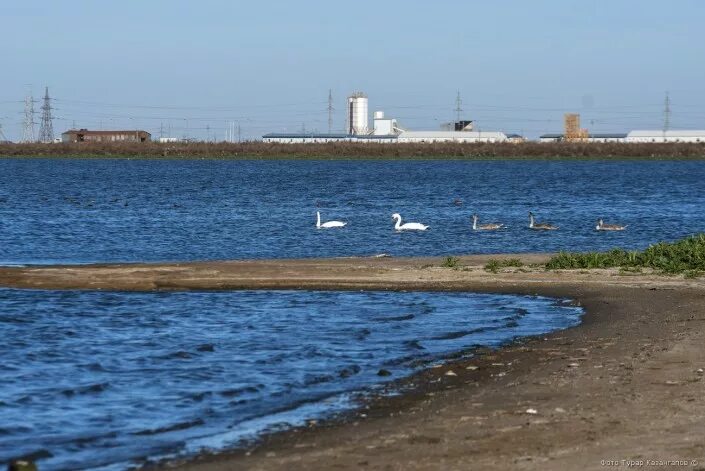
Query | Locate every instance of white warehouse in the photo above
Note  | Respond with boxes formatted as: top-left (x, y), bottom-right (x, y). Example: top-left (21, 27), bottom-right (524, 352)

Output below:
top-left (539, 130), bottom-right (705, 143)
top-left (397, 131), bottom-right (508, 143)
top-left (625, 130), bottom-right (705, 143)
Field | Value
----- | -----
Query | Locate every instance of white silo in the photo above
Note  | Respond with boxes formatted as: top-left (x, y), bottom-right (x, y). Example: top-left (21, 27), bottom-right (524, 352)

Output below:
top-left (347, 92), bottom-right (369, 135)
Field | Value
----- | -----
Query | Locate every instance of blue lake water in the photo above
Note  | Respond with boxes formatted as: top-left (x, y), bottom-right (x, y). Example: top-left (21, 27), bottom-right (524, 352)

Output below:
top-left (0, 159), bottom-right (704, 265)
top-left (0, 289), bottom-right (582, 470)
top-left (0, 158), bottom-right (701, 469)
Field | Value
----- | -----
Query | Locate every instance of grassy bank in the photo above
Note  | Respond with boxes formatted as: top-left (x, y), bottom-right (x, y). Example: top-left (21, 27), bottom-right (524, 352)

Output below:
top-left (2, 141), bottom-right (705, 159)
top-left (545, 234), bottom-right (705, 276)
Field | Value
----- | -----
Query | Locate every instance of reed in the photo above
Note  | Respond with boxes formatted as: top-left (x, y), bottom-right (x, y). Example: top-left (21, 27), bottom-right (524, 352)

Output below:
top-left (2, 141), bottom-right (705, 159)
top-left (545, 234), bottom-right (705, 275)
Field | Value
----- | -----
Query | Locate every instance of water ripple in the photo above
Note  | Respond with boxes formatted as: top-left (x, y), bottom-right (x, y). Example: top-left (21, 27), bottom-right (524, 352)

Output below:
top-left (0, 288), bottom-right (582, 470)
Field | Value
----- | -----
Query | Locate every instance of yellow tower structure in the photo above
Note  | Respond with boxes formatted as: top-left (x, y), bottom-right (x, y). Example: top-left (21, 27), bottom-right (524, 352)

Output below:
top-left (564, 113), bottom-right (588, 141)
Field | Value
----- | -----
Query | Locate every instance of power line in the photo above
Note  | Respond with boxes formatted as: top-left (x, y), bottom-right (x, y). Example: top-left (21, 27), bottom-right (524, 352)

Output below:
top-left (454, 90), bottom-right (463, 122)
top-left (38, 86), bottom-right (55, 143)
top-left (21, 93), bottom-right (35, 143)
top-left (663, 91), bottom-right (671, 133)
top-left (327, 89), bottom-right (334, 133)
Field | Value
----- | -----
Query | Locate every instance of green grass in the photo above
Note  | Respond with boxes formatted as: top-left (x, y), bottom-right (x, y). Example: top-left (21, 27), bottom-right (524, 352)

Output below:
top-left (545, 234), bottom-right (705, 275)
top-left (484, 258), bottom-right (524, 273)
top-left (442, 256), bottom-right (461, 268)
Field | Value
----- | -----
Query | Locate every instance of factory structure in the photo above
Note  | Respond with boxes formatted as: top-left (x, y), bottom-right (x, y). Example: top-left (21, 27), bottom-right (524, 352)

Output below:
top-left (540, 113), bottom-right (705, 143)
top-left (263, 92), bottom-right (705, 145)
top-left (540, 130), bottom-right (705, 143)
top-left (263, 92), bottom-right (517, 144)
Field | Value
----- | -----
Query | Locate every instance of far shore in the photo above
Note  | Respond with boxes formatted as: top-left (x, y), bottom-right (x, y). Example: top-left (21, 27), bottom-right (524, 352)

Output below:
top-left (2, 141), bottom-right (705, 159)
top-left (1, 255), bottom-right (704, 470)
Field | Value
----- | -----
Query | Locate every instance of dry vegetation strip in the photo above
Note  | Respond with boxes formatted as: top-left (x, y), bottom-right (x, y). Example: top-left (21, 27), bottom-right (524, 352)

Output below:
top-left (2, 142), bottom-right (705, 159)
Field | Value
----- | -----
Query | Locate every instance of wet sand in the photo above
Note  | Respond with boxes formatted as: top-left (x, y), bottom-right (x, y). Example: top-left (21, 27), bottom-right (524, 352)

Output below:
top-left (1, 256), bottom-right (704, 470)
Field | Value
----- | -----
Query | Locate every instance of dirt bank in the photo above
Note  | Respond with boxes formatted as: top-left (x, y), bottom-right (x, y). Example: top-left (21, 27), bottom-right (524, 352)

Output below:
top-left (1, 256), bottom-right (703, 470)
top-left (2, 141), bottom-right (705, 159)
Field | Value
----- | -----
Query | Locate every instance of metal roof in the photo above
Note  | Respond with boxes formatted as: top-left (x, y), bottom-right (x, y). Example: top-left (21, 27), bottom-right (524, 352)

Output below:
top-left (539, 133), bottom-right (627, 139)
top-left (628, 130), bottom-right (705, 137)
top-left (62, 129), bottom-right (150, 135)
top-left (398, 131), bottom-right (507, 138)
top-left (262, 133), bottom-right (397, 139)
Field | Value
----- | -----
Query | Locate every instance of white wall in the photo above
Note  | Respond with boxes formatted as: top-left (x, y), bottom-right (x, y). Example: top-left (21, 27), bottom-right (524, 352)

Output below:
top-left (397, 131), bottom-right (507, 143)
top-left (626, 130), bottom-right (705, 143)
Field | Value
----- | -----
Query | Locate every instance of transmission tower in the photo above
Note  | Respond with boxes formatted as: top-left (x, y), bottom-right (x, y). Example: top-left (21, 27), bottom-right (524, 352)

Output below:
top-left (454, 91), bottom-right (463, 122)
top-left (0, 122), bottom-right (7, 142)
top-left (663, 91), bottom-right (671, 133)
top-left (21, 94), bottom-right (36, 143)
top-left (327, 89), bottom-right (334, 133)
top-left (38, 86), bottom-right (54, 143)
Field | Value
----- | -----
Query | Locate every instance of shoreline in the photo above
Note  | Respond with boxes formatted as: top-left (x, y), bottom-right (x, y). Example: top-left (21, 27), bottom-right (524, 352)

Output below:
top-left (1, 256), bottom-right (704, 470)
top-left (2, 141), bottom-right (705, 159)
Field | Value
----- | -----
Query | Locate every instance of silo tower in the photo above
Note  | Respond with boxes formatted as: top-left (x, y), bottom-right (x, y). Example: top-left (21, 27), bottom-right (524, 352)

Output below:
top-left (347, 92), bottom-right (369, 135)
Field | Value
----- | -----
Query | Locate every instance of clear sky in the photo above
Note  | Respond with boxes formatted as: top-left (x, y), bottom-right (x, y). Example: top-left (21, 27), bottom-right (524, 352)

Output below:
top-left (1, 0), bottom-right (704, 140)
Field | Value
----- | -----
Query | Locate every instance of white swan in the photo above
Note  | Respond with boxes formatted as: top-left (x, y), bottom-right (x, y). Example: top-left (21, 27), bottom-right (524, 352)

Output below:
top-left (316, 211), bottom-right (346, 229)
top-left (392, 213), bottom-right (428, 231)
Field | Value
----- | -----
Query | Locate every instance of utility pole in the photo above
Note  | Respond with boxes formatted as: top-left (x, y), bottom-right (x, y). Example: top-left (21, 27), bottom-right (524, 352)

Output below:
top-left (454, 90), bottom-right (463, 123)
top-left (38, 87), bottom-right (54, 143)
top-left (327, 89), bottom-right (334, 134)
top-left (237, 122), bottom-right (241, 143)
top-left (663, 91), bottom-right (671, 133)
top-left (21, 93), bottom-right (35, 143)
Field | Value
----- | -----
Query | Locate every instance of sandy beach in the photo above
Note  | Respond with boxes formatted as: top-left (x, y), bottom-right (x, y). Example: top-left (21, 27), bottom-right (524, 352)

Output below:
top-left (1, 255), bottom-right (704, 470)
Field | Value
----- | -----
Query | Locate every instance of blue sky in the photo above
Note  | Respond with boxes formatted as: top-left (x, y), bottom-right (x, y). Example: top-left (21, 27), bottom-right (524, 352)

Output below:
top-left (1, 0), bottom-right (704, 140)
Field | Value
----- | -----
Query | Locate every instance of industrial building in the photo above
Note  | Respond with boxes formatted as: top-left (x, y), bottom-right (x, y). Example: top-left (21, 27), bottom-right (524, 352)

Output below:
top-left (61, 129), bottom-right (151, 143)
top-left (539, 131), bottom-right (705, 143)
top-left (263, 92), bottom-right (516, 144)
top-left (538, 113), bottom-right (705, 143)
top-left (261, 133), bottom-right (398, 144)
top-left (624, 130), bottom-right (705, 143)
top-left (264, 96), bottom-right (705, 145)
top-left (397, 131), bottom-right (508, 143)
top-left (539, 133), bottom-right (628, 143)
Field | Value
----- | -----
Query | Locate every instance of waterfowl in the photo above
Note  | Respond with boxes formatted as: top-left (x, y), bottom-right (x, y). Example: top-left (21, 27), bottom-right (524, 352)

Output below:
top-left (596, 219), bottom-right (627, 231)
top-left (472, 214), bottom-right (503, 231)
top-left (316, 211), bottom-right (346, 229)
top-left (528, 211), bottom-right (558, 230)
top-left (392, 213), bottom-right (428, 231)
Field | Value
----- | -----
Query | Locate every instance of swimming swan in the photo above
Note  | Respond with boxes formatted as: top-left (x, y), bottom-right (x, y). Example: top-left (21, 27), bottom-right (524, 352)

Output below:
top-left (596, 219), bottom-right (627, 231)
top-left (316, 211), bottom-right (346, 229)
top-left (528, 211), bottom-right (558, 230)
top-left (472, 214), bottom-right (504, 231)
top-left (392, 213), bottom-right (428, 231)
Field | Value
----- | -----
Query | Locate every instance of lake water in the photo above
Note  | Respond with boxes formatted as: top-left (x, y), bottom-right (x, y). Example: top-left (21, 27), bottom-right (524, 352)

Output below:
top-left (0, 289), bottom-right (582, 470)
top-left (1, 159), bottom-right (704, 265)
top-left (0, 158), bottom-right (701, 469)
